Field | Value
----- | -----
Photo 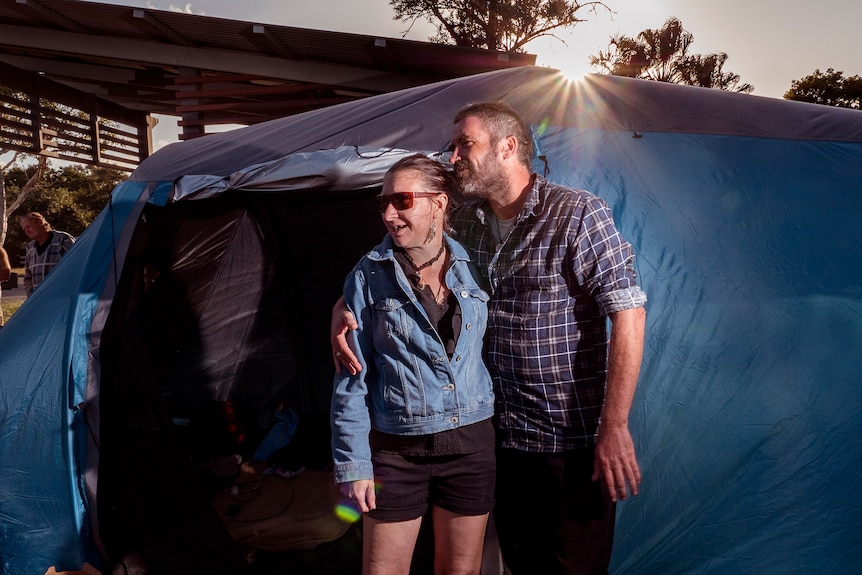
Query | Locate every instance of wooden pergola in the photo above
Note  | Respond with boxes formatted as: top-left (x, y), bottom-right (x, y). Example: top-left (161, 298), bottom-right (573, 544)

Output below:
top-left (0, 0), bottom-right (536, 170)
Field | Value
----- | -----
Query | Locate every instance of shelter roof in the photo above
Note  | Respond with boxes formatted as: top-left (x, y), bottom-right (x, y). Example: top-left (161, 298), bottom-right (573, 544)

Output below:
top-left (0, 0), bottom-right (535, 139)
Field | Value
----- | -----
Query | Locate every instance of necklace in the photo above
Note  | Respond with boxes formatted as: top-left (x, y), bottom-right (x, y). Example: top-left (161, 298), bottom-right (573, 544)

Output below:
top-left (404, 244), bottom-right (446, 289)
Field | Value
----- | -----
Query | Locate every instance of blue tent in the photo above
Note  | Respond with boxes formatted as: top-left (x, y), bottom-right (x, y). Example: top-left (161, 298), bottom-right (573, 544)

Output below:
top-left (1, 66), bottom-right (860, 574)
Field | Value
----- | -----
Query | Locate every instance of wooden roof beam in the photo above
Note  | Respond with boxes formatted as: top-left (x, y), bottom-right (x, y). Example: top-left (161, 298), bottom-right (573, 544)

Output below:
top-left (130, 9), bottom-right (193, 46)
top-left (175, 96), bottom-right (352, 113)
top-left (366, 37), bottom-right (401, 72)
top-left (169, 82), bottom-right (332, 100)
top-left (12, 0), bottom-right (88, 33)
top-left (243, 24), bottom-right (294, 59)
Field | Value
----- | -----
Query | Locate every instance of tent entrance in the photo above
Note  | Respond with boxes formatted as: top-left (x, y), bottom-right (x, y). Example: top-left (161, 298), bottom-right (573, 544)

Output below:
top-left (95, 187), bottom-right (384, 573)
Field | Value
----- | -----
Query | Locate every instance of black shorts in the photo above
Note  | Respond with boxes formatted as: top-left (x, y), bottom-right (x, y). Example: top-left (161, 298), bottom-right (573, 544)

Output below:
top-left (367, 444), bottom-right (496, 522)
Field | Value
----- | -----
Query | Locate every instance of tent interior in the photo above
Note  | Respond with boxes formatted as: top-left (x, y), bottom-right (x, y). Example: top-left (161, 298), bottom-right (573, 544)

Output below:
top-left (96, 188), bottom-right (389, 572)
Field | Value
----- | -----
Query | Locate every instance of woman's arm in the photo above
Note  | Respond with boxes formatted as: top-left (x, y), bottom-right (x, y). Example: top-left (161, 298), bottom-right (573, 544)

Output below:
top-left (0, 247), bottom-right (11, 282)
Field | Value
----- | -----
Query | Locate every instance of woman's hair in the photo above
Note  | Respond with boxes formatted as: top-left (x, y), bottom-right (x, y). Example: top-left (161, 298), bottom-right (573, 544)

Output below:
top-left (385, 153), bottom-right (454, 230)
top-left (453, 101), bottom-right (533, 167)
top-left (22, 212), bottom-right (51, 231)
top-left (386, 153), bottom-right (454, 195)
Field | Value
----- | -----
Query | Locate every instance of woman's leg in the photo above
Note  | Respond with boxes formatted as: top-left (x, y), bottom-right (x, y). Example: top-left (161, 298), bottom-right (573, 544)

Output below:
top-left (362, 514), bottom-right (423, 575)
top-left (432, 506), bottom-right (489, 575)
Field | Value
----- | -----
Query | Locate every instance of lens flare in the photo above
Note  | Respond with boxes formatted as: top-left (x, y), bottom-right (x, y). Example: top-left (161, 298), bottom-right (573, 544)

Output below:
top-left (335, 503), bottom-right (361, 523)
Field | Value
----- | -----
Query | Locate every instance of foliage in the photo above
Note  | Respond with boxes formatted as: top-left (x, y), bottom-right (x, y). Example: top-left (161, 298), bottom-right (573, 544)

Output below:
top-left (389, 0), bottom-right (613, 52)
top-left (1, 153), bottom-right (49, 246)
top-left (590, 17), bottom-right (753, 93)
top-left (784, 68), bottom-right (862, 109)
top-left (2, 164), bottom-right (122, 256)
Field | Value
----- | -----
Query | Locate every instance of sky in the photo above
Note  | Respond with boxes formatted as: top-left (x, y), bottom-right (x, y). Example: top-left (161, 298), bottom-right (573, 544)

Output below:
top-left (83, 0), bottom-right (862, 148)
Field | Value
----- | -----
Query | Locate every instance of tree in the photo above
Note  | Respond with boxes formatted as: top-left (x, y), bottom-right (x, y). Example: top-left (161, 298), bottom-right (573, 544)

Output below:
top-left (1, 153), bottom-right (48, 247)
top-left (784, 68), bottom-right (862, 109)
top-left (590, 17), bottom-right (753, 93)
top-left (390, 0), bottom-right (613, 53)
top-left (2, 164), bottom-right (122, 257)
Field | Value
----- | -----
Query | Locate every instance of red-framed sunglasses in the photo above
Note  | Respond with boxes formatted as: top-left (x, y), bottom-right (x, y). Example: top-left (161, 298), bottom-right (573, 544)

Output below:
top-left (376, 191), bottom-right (441, 212)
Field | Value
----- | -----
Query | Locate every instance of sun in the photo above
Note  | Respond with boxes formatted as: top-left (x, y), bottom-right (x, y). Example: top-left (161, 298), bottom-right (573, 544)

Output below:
top-left (530, 39), bottom-right (592, 83)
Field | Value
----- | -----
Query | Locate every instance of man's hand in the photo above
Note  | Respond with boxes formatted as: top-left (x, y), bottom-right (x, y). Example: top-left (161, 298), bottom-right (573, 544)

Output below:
top-left (339, 479), bottom-right (376, 513)
top-left (331, 296), bottom-right (361, 375)
top-left (592, 421), bottom-right (641, 502)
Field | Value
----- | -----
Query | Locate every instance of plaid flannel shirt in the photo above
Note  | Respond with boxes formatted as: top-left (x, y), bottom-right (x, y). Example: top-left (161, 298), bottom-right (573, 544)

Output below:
top-left (450, 175), bottom-right (646, 452)
top-left (24, 231), bottom-right (75, 295)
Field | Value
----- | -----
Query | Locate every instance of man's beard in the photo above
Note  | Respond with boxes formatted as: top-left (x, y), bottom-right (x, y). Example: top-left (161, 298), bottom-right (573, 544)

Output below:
top-left (453, 158), bottom-right (507, 200)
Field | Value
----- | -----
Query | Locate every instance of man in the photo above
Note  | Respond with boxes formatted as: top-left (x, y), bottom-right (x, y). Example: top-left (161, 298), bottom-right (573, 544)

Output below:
top-left (334, 102), bottom-right (646, 574)
top-left (20, 212), bottom-right (75, 296)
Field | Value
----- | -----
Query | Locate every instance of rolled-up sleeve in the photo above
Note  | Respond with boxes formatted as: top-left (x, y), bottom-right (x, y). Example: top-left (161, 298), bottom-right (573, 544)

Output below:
top-left (596, 285), bottom-right (647, 316)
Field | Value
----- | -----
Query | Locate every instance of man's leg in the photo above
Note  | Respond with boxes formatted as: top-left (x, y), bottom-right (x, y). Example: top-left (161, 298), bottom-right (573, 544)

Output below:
top-left (494, 448), bottom-right (615, 575)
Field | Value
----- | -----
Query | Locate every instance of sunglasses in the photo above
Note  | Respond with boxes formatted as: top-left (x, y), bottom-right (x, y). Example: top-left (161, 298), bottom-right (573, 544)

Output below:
top-left (375, 191), bottom-right (441, 212)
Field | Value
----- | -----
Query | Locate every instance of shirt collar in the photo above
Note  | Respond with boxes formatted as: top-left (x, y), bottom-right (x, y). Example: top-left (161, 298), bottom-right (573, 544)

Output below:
top-left (473, 173), bottom-right (545, 226)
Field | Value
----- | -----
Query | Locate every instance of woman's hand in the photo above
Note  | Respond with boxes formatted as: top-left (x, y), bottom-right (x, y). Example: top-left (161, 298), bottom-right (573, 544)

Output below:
top-left (339, 479), bottom-right (377, 513)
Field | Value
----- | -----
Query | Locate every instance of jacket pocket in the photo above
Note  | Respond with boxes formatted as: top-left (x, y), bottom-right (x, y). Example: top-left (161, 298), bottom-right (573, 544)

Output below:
top-left (372, 296), bottom-right (425, 419)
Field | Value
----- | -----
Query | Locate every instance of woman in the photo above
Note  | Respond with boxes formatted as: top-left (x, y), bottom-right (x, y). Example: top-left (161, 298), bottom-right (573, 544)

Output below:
top-left (331, 154), bottom-right (495, 575)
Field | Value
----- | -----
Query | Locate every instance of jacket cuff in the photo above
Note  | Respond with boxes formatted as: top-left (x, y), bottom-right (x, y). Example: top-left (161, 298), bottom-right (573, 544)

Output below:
top-left (334, 461), bottom-right (374, 484)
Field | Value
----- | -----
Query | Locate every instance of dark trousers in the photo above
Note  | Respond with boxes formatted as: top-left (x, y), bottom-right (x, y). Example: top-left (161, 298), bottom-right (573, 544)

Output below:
top-left (494, 447), bottom-right (616, 575)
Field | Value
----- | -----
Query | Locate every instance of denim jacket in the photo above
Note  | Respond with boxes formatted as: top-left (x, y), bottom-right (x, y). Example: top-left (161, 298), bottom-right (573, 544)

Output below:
top-left (331, 233), bottom-right (494, 483)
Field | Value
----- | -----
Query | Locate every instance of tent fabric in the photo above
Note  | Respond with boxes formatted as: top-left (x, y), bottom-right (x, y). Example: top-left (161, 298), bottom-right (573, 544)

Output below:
top-left (172, 147), bottom-right (422, 201)
top-left (131, 67), bottom-right (862, 183)
top-left (1, 66), bottom-right (861, 574)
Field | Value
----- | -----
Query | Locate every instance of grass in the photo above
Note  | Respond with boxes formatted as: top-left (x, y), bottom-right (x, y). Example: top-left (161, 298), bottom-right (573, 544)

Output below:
top-left (1, 300), bottom-right (23, 323)
top-left (1, 267), bottom-right (25, 325)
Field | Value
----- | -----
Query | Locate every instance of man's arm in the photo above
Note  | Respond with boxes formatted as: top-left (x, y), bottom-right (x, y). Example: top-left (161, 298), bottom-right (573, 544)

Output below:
top-left (592, 306), bottom-right (646, 502)
top-left (331, 295), bottom-right (362, 375)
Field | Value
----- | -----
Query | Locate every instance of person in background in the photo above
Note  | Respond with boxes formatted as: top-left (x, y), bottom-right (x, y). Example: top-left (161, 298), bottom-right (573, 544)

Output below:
top-left (333, 102), bottom-right (647, 574)
top-left (0, 245), bottom-right (11, 326)
top-left (20, 212), bottom-right (75, 296)
top-left (331, 154), bottom-right (495, 575)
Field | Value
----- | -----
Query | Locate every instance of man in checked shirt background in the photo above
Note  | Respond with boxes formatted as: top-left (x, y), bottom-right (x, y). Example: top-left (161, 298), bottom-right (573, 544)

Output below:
top-left (333, 102), bottom-right (647, 574)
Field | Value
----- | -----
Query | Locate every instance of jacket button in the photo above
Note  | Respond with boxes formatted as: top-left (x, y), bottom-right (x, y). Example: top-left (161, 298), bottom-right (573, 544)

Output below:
top-left (465, 322), bottom-right (472, 330)
top-left (443, 383), bottom-right (455, 391)
top-left (460, 290), bottom-right (468, 298)
top-left (455, 355), bottom-right (462, 361)
top-left (450, 417), bottom-right (459, 424)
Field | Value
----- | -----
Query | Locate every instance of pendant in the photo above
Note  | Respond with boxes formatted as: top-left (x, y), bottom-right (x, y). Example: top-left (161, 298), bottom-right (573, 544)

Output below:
top-left (417, 278), bottom-right (426, 289)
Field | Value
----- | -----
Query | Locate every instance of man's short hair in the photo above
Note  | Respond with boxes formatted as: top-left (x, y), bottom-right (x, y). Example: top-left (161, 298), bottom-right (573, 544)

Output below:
top-left (454, 102), bottom-right (533, 167)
